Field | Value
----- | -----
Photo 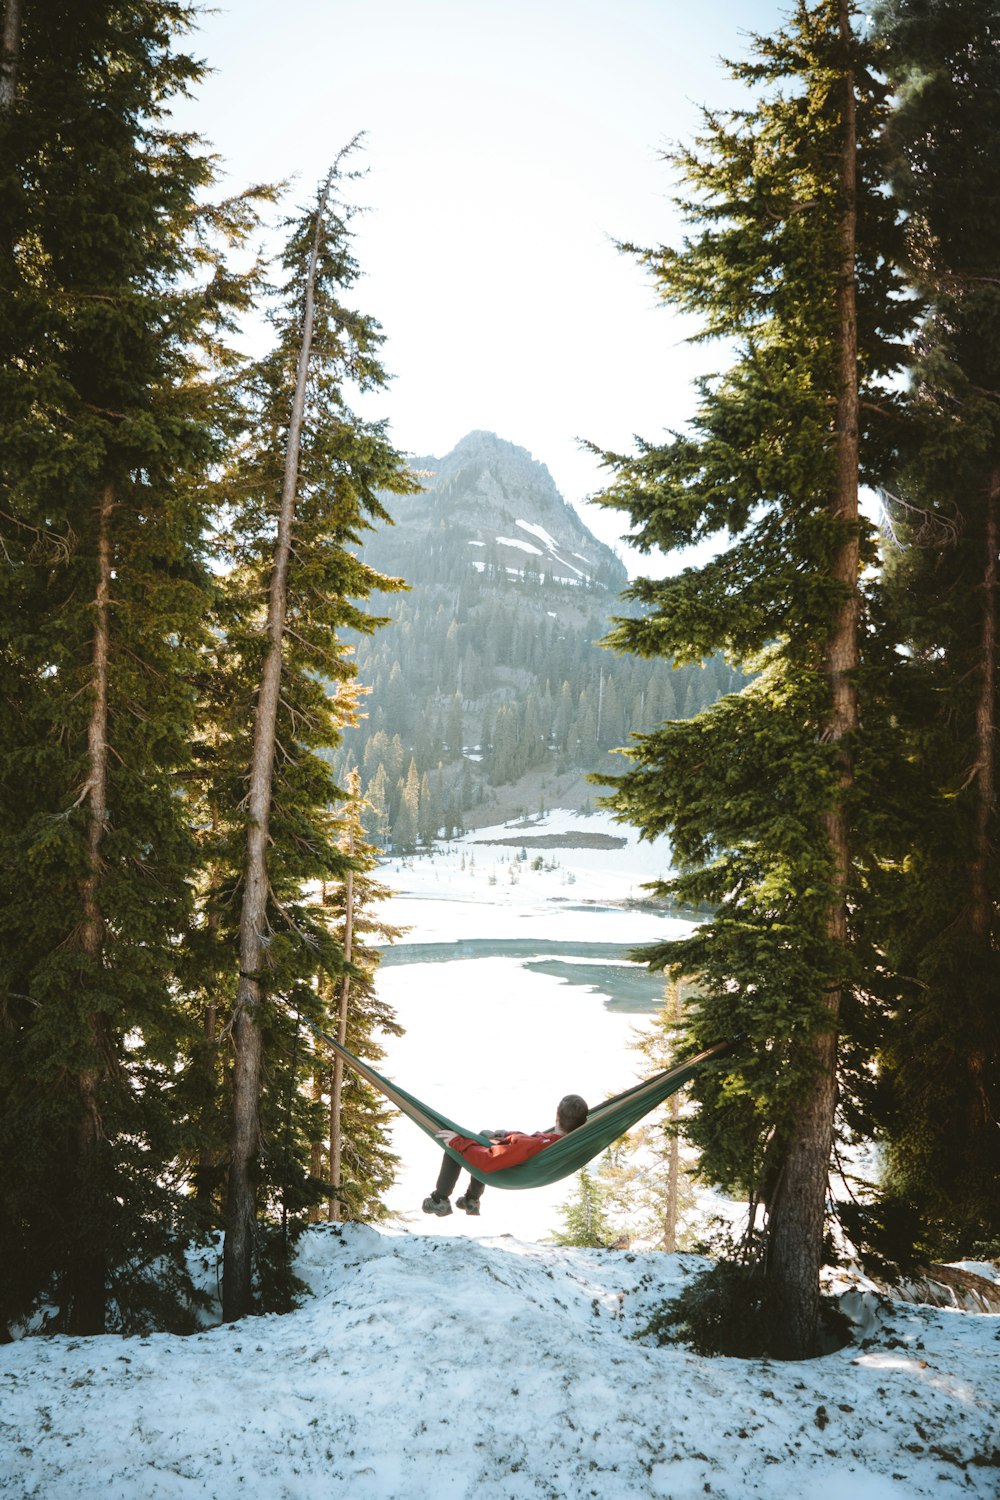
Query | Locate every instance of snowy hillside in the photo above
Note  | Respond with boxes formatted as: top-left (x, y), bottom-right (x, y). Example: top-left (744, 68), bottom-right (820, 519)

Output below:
top-left (3, 1226), bottom-right (997, 1500)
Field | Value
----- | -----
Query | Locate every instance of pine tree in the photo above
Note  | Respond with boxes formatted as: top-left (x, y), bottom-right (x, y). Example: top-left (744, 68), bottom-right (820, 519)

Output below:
top-left (0, 0), bottom-right (263, 1334)
top-left (212, 144), bottom-right (413, 1320)
top-left (363, 762), bottom-right (391, 847)
top-left (392, 758), bottom-right (420, 852)
top-left (313, 772), bottom-right (403, 1222)
top-left (445, 689), bottom-right (464, 760)
top-left (418, 770), bottom-right (437, 844)
top-left (591, 1), bottom-right (909, 1355)
top-left (549, 1165), bottom-right (616, 1249)
top-left (867, 0), bottom-right (1000, 1250)
top-left (626, 981), bottom-right (699, 1252)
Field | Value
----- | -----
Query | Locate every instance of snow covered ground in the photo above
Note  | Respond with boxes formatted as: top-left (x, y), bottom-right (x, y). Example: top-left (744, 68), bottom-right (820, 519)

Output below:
top-left (2, 1226), bottom-right (997, 1499)
top-left (377, 807), bottom-right (683, 943)
top-left (7, 813), bottom-right (996, 1498)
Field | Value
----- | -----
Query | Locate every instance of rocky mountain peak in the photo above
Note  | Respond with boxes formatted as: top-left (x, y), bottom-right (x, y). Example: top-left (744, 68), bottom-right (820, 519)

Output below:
top-left (394, 431), bottom-right (626, 593)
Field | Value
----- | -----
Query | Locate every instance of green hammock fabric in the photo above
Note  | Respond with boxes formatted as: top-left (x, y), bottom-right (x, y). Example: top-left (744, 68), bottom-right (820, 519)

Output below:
top-left (304, 1017), bottom-right (735, 1190)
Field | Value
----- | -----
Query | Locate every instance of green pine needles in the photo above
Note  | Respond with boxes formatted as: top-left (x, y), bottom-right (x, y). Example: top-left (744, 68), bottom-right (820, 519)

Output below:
top-left (0, 8), bottom-right (412, 1334)
top-left (596, 0), bottom-right (1000, 1354)
top-left (0, 0), bottom-right (267, 1336)
top-left (593, 0), bottom-right (911, 1358)
top-left (867, 0), bottom-right (1000, 1253)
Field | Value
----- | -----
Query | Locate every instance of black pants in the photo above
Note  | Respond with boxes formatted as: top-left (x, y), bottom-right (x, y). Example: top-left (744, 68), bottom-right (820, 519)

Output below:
top-left (435, 1151), bottom-right (484, 1202)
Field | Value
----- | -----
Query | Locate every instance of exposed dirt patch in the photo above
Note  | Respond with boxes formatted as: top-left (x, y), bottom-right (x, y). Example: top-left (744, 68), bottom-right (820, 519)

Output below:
top-left (472, 831), bottom-right (627, 850)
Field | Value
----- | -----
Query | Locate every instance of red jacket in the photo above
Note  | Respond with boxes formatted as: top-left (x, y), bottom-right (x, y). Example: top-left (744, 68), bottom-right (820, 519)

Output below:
top-left (445, 1130), bottom-right (562, 1174)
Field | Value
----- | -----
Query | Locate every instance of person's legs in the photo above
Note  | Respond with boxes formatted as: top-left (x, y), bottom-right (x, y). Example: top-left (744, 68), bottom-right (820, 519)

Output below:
top-left (434, 1152), bottom-right (462, 1199)
top-left (423, 1150), bottom-right (461, 1215)
top-left (456, 1175), bottom-right (484, 1214)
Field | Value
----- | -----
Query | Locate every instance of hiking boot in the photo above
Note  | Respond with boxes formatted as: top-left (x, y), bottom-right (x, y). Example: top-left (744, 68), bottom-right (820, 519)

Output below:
top-left (456, 1194), bottom-right (481, 1216)
top-left (422, 1193), bottom-right (452, 1217)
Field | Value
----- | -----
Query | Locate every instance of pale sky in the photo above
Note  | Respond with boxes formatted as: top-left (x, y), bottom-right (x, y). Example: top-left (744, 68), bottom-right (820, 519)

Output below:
top-left (173, 0), bottom-right (787, 568)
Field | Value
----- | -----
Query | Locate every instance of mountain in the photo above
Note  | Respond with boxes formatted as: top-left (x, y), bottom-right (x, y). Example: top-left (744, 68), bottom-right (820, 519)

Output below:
top-left (335, 431), bottom-right (744, 848)
top-left (371, 430), bottom-right (627, 594)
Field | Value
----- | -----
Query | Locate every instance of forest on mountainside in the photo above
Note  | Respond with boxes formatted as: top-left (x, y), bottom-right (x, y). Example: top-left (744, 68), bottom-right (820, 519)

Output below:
top-left (332, 491), bottom-right (747, 847)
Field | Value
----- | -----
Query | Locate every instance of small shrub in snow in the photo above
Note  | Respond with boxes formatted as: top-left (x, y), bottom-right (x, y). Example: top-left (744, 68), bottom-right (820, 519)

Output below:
top-left (638, 1258), bottom-right (851, 1360)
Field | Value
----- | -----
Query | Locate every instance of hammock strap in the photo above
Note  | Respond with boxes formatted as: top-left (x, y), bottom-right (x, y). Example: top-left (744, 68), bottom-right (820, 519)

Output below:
top-left (301, 1013), bottom-right (493, 1146)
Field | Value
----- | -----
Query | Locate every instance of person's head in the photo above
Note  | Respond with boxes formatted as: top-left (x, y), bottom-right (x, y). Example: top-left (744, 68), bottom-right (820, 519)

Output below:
top-left (555, 1094), bottom-right (588, 1133)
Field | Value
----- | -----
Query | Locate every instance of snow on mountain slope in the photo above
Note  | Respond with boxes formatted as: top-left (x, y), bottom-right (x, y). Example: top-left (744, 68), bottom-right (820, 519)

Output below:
top-left (376, 430), bottom-right (628, 592)
top-left (2, 1226), bottom-right (997, 1500)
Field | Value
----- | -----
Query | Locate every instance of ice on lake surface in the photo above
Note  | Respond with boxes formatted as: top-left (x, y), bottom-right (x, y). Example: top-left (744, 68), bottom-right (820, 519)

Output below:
top-left (381, 940), bottom-right (670, 1009)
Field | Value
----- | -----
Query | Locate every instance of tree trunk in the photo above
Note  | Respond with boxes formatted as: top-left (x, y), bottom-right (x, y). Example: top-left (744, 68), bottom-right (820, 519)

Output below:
top-left (662, 980), bottom-right (681, 1254)
top-left (767, 2), bottom-right (858, 1360)
top-left (329, 846), bottom-right (354, 1221)
top-left (194, 996), bottom-right (219, 1206)
top-left (195, 807), bottom-right (222, 1207)
top-left (68, 482), bottom-right (115, 1336)
top-left (223, 176), bottom-right (330, 1322)
top-left (663, 1091), bottom-right (681, 1255)
top-left (309, 1070), bottom-right (325, 1223)
top-left (0, 0), bottom-right (21, 117)
top-left (969, 474), bottom-right (997, 944)
top-left (964, 472), bottom-right (998, 1141)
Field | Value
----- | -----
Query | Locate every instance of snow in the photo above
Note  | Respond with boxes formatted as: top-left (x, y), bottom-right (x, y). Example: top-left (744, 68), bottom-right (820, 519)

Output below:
top-left (496, 535), bottom-right (544, 555)
top-left (549, 550), bottom-right (585, 579)
top-left (6, 811), bottom-right (996, 1498)
top-left (382, 809), bottom-right (678, 919)
top-left (508, 519), bottom-right (589, 580)
top-left (515, 518), bottom-right (559, 550)
top-left (2, 1227), bottom-right (997, 1499)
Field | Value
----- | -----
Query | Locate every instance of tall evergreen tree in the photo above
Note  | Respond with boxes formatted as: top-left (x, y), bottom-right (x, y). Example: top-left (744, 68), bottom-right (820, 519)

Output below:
top-left (312, 772), bottom-right (403, 1223)
top-left (211, 144), bottom-right (412, 1320)
top-left (0, 0), bottom-right (261, 1334)
top-left (869, 0), bottom-right (1000, 1250)
top-left (592, 1), bottom-right (909, 1355)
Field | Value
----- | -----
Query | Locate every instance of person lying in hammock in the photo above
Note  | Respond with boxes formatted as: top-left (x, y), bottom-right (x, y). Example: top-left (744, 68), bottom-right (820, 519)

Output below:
top-left (422, 1093), bottom-right (589, 1217)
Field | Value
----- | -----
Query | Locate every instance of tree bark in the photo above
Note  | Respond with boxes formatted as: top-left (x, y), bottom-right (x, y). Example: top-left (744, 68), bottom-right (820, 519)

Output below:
top-left (662, 980), bottom-right (681, 1254)
top-left (663, 1090), bottom-right (681, 1255)
top-left (309, 1069), bottom-right (325, 1222)
top-left (329, 844), bottom-right (354, 1221)
top-left (0, 0), bottom-right (21, 117)
top-left (969, 474), bottom-right (997, 944)
top-left (223, 176), bottom-right (331, 1322)
top-left (68, 482), bottom-right (115, 1335)
top-left (963, 472), bottom-right (998, 1141)
top-left (767, 2), bottom-right (858, 1360)
top-left (195, 806), bottom-right (222, 1207)
top-left (194, 995), bottom-right (219, 1206)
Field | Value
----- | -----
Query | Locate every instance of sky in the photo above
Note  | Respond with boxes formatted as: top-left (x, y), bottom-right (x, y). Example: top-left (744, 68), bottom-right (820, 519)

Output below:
top-left (171, 0), bottom-right (788, 566)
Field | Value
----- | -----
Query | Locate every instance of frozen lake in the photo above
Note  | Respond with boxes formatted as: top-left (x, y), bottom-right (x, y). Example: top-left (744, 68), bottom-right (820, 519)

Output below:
top-left (373, 812), bottom-right (693, 1241)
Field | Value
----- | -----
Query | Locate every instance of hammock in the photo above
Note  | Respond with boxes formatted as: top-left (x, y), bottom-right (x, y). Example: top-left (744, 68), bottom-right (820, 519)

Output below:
top-left (303, 1016), bottom-right (735, 1190)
